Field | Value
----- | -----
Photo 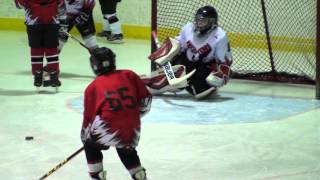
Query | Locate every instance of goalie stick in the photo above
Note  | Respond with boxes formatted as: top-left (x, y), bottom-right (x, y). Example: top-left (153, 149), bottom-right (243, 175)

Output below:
top-left (38, 147), bottom-right (84, 180)
top-left (151, 31), bottom-right (196, 86)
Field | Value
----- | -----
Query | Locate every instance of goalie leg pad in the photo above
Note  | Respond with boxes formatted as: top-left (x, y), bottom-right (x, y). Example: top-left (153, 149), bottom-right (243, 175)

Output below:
top-left (148, 37), bottom-right (180, 66)
top-left (140, 65), bottom-right (187, 94)
top-left (186, 85), bottom-right (217, 100)
top-left (186, 73), bottom-right (217, 100)
top-left (194, 87), bottom-right (216, 100)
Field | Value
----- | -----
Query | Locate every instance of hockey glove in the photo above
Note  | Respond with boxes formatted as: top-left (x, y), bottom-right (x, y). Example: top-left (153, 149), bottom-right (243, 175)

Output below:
top-left (206, 64), bottom-right (231, 88)
top-left (74, 11), bottom-right (90, 26)
top-left (148, 37), bottom-right (180, 66)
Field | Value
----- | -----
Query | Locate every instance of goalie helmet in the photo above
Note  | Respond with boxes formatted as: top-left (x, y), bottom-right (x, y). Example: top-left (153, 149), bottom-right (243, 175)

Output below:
top-left (194, 5), bottom-right (218, 35)
top-left (90, 47), bottom-right (116, 75)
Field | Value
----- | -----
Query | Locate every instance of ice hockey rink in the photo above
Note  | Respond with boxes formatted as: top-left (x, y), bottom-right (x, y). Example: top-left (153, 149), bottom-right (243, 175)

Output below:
top-left (0, 30), bottom-right (320, 180)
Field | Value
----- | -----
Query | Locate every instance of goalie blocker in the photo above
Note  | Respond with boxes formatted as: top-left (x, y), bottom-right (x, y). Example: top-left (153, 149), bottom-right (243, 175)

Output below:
top-left (148, 37), bottom-right (196, 86)
top-left (148, 37), bottom-right (180, 66)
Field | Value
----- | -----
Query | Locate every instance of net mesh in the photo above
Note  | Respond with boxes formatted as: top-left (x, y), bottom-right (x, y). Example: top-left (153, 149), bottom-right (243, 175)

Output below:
top-left (153, 0), bottom-right (316, 84)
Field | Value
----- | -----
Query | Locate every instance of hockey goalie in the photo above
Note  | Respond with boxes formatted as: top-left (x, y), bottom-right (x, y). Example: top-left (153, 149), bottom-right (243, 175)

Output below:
top-left (141, 5), bottom-right (233, 100)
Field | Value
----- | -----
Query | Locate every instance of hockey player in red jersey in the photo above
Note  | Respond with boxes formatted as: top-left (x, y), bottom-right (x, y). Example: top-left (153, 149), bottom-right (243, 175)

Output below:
top-left (58, 0), bottom-right (99, 53)
top-left (81, 47), bottom-right (151, 180)
top-left (15, 0), bottom-right (67, 88)
top-left (143, 5), bottom-right (233, 100)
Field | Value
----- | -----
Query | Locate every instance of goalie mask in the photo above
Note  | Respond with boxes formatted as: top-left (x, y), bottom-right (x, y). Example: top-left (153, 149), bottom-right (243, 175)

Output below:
top-left (90, 47), bottom-right (116, 76)
top-left (194, 5), bottom-right (218, 35)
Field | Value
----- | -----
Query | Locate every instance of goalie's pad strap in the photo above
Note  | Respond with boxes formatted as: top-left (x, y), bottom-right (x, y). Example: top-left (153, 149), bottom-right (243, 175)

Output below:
top-left (148, 37), bottom-right (180, 65)
top-left (206, 64), bottom-right (231, 88)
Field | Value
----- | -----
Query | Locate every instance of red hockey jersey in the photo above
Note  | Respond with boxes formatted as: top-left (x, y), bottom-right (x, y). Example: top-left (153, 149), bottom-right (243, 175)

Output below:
top-left (15, 0), bottom-right (66, 25)
top-left (82, 70), bottom-right (151, 147)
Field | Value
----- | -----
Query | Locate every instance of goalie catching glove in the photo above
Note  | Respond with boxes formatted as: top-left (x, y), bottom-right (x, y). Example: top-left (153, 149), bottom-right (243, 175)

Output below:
top-left (148, 37), bottom-right (180, 66)
top-left (206, 63), bottom-right (231, 88)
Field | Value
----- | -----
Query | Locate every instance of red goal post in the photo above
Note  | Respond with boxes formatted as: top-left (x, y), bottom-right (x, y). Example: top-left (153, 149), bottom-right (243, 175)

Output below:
top-left (151, 0), bottom-right (320, 99)
top-left (316, 0), bottom-right (320, 99)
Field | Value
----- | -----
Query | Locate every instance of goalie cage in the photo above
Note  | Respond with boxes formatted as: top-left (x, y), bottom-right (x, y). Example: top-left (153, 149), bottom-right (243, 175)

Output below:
top-left (151, 0), bottom-right (320, 99)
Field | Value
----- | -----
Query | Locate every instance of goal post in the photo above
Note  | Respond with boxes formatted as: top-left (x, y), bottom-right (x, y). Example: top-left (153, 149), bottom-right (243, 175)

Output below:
top-left (151, 0), bottom-right (320, 99)
top-left (316, 0), bottom-right (320, 99)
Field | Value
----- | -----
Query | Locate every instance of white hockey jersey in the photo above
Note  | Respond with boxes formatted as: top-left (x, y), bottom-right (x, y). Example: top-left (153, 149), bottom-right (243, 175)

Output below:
top-left (176, 22), bottom-right (232, 64)
top-left (64, 0), bottom-right (95, 15)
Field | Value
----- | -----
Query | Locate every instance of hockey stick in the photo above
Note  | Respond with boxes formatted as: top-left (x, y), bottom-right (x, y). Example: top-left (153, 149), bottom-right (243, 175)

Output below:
top-left (152, 31), bottom-right (196, 86)
top-left (63, 32), bottom-right (93, 53)
top-left (38, 146), bottom-right (84, 180)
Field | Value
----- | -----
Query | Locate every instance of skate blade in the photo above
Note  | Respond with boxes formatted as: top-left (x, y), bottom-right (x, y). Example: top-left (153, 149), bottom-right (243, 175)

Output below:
top-left (107, 39), bottom-right (125, 44)
top-left (36, 87), bottom-right (58, 94)
top-left (36, 81), bottom-right (59, 94)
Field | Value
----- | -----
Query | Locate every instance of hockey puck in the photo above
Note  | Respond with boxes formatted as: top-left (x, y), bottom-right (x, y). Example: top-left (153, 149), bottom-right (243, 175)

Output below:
top-left (25, 136), bottom-right (34, 141)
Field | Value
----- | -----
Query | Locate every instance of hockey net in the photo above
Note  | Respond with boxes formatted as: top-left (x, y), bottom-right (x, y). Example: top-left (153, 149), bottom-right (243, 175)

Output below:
top-left (151, 0), bottom-right (319, 86)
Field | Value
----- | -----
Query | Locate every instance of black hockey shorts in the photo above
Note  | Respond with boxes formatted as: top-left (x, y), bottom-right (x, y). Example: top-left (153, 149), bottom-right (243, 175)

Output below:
top-left (84, 142), bottom-right (141, 169)
top-left (173, 53), bottom-right (213, 94)
top-left (27, 24), bottom-right (59, 48)
top-left (73, 13), bottom-right (96, 37)
top-left (99, 0), bottom-right (118, 14)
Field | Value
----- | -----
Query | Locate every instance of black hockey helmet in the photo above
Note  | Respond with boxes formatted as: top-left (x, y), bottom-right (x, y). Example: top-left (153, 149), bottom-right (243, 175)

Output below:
top-left (89, 47), bottom-right (116, 75)
top-left (194, 5), bottom-right (218, 34)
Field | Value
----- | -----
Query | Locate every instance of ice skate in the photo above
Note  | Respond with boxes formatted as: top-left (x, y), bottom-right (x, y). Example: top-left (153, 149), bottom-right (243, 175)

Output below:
top-left (49, 71), bottom-right (61, 87)
top-left (89, 170), bottom-right (106, 180)
top-left (98, 170), bottom-right (107, 180)
top-left (48, 71), bottom-right (61, 93)
top-left (36, 70), bottom-right (60, 93)
top-left (34, 70), bottom-right (43, 88)
top-left (131, 167), bottom-right (147, 180)
top-left (107, 33), bottom-right (124, 44)
top-left (97, 30), bottom-right (111, 38)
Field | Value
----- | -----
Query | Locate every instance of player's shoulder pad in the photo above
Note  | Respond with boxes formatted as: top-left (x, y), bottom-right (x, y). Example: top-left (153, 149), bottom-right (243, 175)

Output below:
top-left (214, 27), bottom-right (228, 41)
top-left (120, 69), bottom-right (140, 78)
top-left (181, 22), bottom-right (194, 32)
